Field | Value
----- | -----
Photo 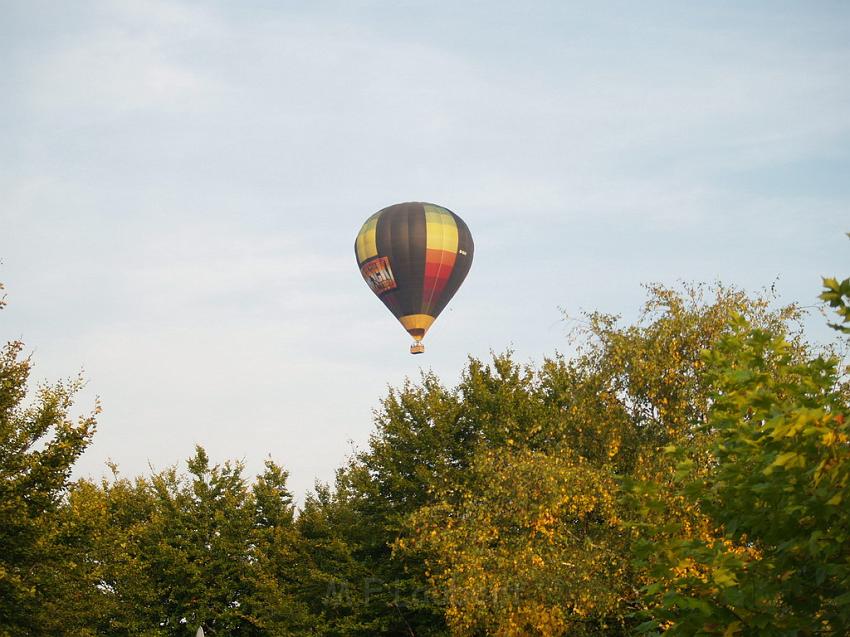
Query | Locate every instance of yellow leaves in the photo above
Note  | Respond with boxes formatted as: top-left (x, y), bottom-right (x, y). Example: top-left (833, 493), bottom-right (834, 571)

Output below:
top-left (496, 602), bottom-right (567, 637)
top-left (711, 567), bottom-right (737, 588)
top-left (821, 429), bottom-right (846, 447)
top-left (531, 511), bottom-right (556, 541)
top-left (765, 451), bottom-right (802, 474)
top-left (771, 451), bottom-right (799, 468)
top-left (408, 447), bottom-right (630, 635)
top-left (671, 557), bottom-right (707, 581)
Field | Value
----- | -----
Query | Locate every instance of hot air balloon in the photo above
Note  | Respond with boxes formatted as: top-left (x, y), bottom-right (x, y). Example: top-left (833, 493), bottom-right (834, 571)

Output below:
top-left (354, 202), bottom-right (474, 354)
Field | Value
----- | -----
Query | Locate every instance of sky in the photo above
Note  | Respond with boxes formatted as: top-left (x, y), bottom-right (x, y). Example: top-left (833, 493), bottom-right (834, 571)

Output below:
top-left (2, 0), bottom-right (849, 500)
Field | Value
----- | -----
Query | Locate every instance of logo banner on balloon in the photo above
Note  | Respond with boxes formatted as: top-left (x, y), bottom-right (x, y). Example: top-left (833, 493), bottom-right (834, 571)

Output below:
top-left (360, 257), bottom-right (397, 295)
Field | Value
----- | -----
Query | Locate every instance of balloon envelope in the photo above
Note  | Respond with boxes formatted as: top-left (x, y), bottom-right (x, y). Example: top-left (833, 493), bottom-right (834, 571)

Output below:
top-left (354, 202), bottom-right (474, 351)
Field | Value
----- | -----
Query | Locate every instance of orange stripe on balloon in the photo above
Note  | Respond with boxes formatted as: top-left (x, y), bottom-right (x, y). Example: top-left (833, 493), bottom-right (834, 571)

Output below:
top-left (423, 250), bottom-right (458, 314)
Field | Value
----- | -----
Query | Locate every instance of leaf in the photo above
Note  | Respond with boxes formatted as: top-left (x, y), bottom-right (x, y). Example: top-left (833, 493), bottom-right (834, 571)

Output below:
top-left (712, 567), bottom-right (737, 588)
top-left (644, 582), bottom-right (663, 596)
top-left (770, 451), bottom-right (798, 469)
top-left (833, 590), bottom-right (850, 606)
top-left (634, 619), bottom-right (661, 634)
top-left (723, 621), bottom-right (742, 636)
top-left (822, 277), bottom-right (840, 292)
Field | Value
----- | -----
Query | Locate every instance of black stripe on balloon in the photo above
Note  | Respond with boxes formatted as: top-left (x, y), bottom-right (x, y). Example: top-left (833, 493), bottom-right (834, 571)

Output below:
top-left (374, 202), bottom-right (425, 320)
top-left (373, 208), bottom-right (401, 319)
top-left (406, 203), bottom-right (427, 316)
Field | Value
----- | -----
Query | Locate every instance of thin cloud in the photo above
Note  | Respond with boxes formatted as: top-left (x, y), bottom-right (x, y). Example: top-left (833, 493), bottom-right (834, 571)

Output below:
top-left (2, 0), bottom-right (847, 500)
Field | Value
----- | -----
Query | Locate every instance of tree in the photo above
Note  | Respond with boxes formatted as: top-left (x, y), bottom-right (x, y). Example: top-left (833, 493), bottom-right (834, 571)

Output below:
top-left (244, 459), bottom-right (316, 634)
top-left (631, 278), bottom-right (850, 635)
top-left (47, 468), bottom-right (161, 636)
top-left (408, 447), bottom-right (624, 636)
top-left (0, 281), bottom-right (99, 636)
top-left (380, 284), bottom-right (800, 636)
top-left (47, 448), bottom-right (311, 636)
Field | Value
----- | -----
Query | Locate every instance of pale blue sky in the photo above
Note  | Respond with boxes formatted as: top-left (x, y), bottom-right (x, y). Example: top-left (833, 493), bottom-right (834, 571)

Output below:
top-left (2, 0), bottom-right (848, 499)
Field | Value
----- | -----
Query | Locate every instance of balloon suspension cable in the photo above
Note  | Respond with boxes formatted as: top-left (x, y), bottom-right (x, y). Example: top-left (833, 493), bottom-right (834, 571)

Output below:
top-left (410, 341), bottom-right (425, 355)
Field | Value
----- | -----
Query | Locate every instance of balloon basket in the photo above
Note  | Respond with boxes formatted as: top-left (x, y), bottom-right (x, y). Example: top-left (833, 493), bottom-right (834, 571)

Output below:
top-left (410, 342), bottom-right (425, 355)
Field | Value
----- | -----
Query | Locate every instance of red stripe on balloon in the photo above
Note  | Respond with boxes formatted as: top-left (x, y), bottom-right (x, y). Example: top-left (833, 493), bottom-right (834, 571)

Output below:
top-left (423, 249), bottom-right (457, 314)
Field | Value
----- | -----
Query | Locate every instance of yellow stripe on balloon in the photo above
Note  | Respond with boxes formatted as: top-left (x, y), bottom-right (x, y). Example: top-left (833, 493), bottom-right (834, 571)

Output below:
top-left (399, 313), bottom-right (435, 339)
top-left (424, 205), bottom-right (458, 253)
top-left (355, 213), bottom-right (380, 264)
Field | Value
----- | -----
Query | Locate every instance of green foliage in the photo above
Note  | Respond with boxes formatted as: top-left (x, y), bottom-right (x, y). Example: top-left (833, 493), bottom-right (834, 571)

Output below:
top-left (819, 275), bottom-right (850, 335)
top-left (631, 292), bottom-right (850, 634)
top-left (388, 283), bottom-right (801, 636)
top-left (49, 468), bottom-right (161, 635)
top-left (300, 439), bottom-right (453, 635)
top-left (51, 449), bottom-right (313, 636)
top-left (6, 270), bottom-right (849, 637)
top-left (0, 326), bottom-right (98, 635)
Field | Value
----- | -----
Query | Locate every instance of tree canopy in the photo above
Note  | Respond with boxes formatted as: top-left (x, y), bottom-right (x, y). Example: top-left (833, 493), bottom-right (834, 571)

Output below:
top-left (1, 265), bottom-right (848, 636)
top-left (0, 282), bottom-right (98, 635)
